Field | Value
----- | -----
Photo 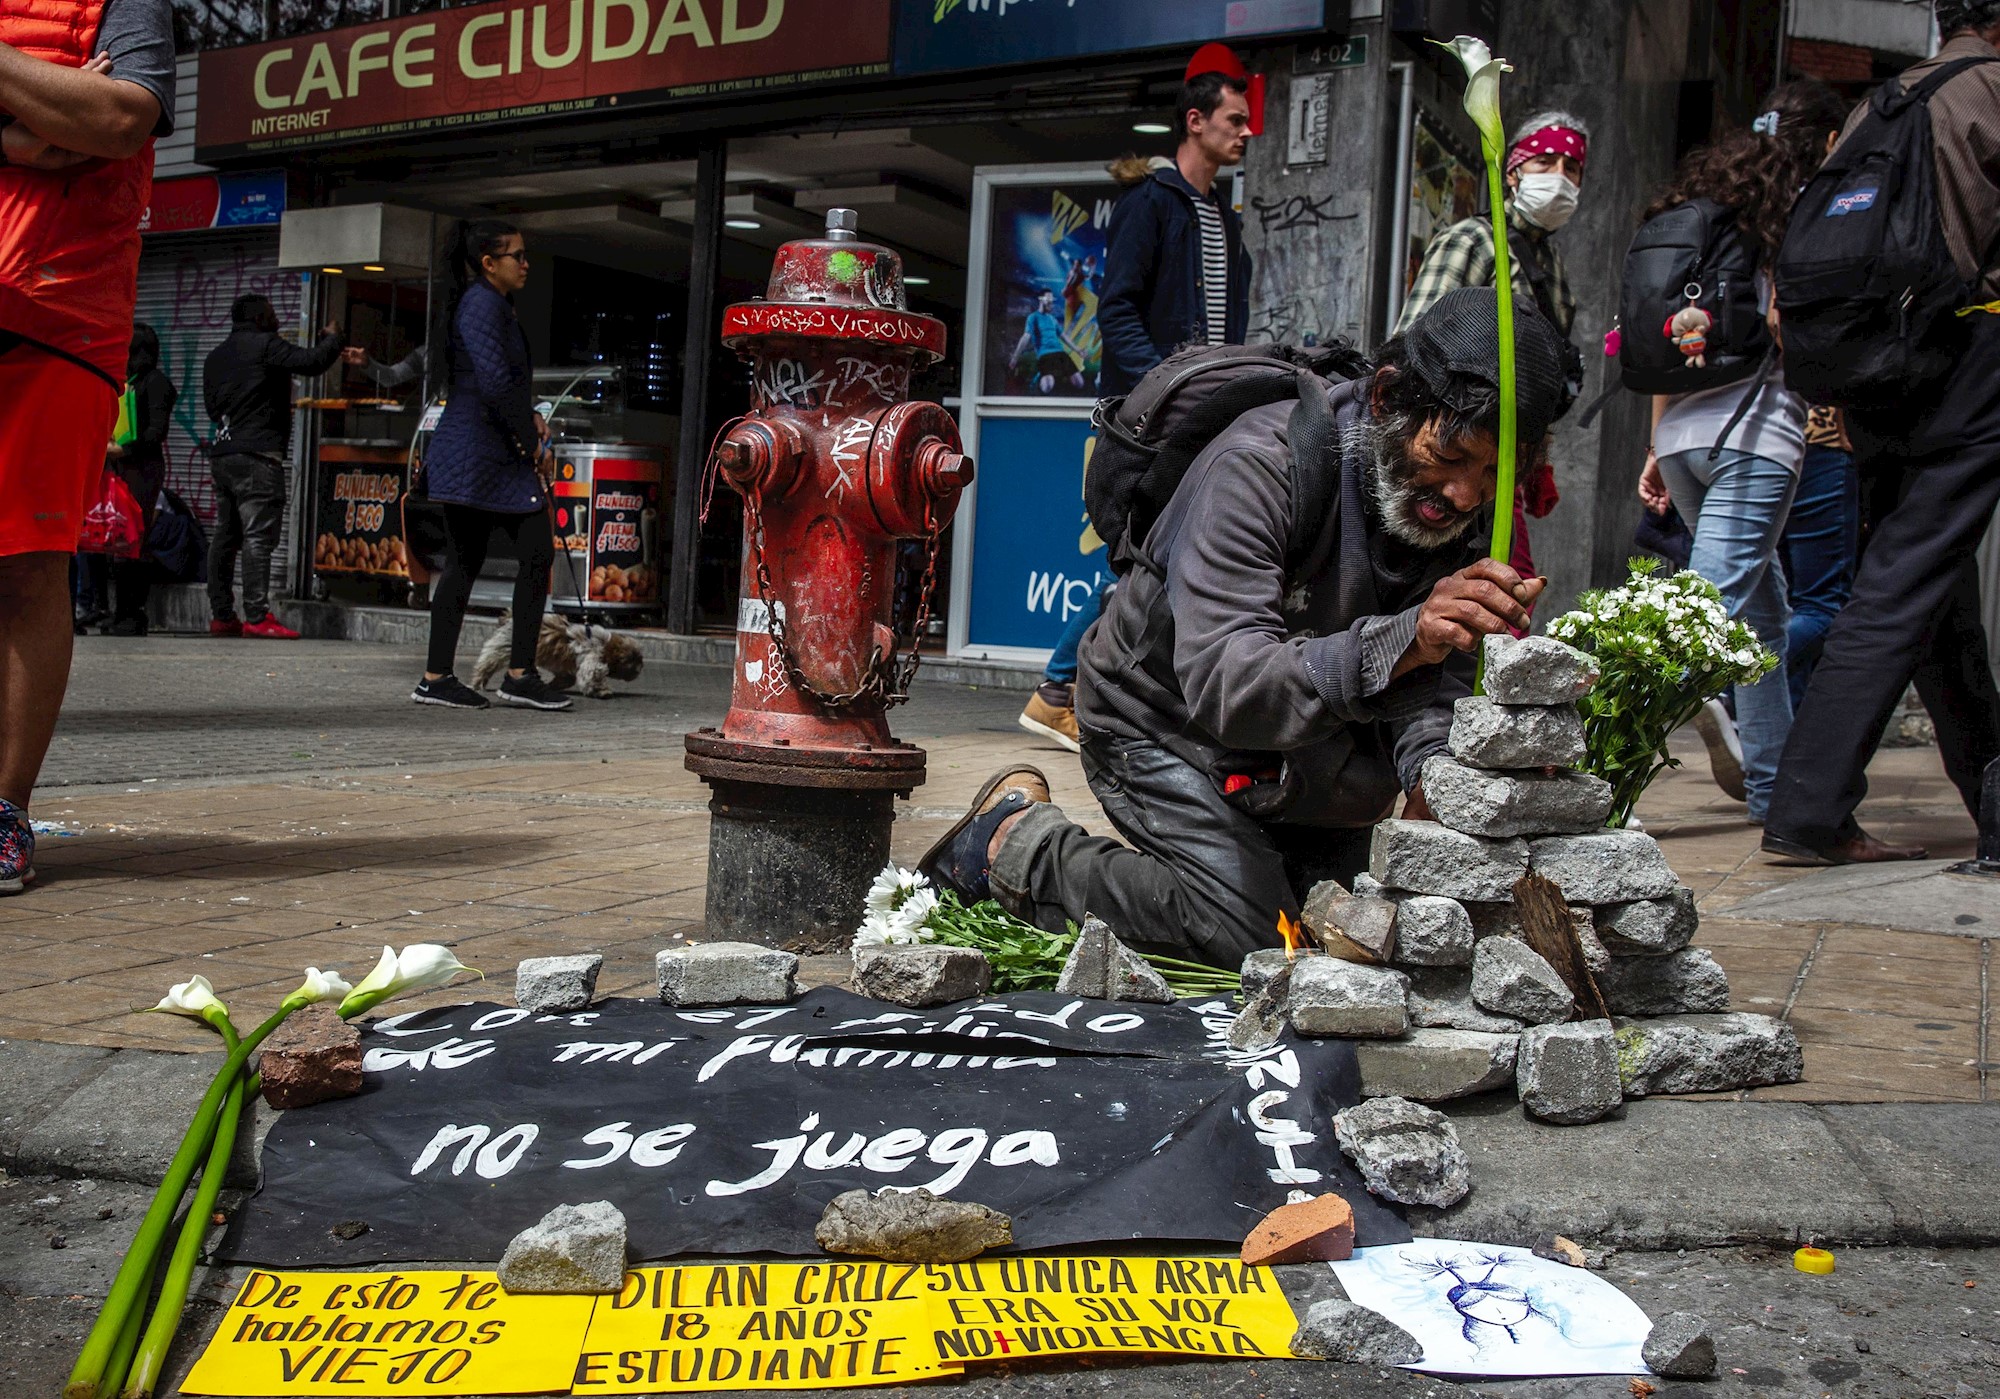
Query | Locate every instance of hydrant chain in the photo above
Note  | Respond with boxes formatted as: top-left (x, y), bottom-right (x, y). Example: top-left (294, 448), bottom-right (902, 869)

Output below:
top-left (743, 491), bottom-right (941, 710)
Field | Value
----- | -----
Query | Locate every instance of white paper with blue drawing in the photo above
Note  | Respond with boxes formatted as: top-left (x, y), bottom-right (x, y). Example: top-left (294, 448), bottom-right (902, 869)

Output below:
top-left (1329, 1239), bottom-right (1651, 1377)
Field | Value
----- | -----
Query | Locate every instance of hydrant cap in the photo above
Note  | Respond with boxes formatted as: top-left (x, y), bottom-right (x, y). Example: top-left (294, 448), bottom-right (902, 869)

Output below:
top-left (763, 212), bottom-right (911, 314)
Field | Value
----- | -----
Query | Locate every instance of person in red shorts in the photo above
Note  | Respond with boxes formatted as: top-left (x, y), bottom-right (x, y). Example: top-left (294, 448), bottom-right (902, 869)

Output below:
top-left (0, 0), bottom-right (176, 893)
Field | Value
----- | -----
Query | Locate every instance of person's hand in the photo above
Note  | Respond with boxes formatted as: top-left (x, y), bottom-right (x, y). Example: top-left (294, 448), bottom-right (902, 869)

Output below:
top-left (1638, 451), bottom-right (1671, 513)
top-left (322, 319), bottom-right (340, 339)
top-left (1402, 782), bottom-right (1434, 822)
top-left (82, 52), bottom-right (113, 76)
top-left (341, 346), bottom-right (368, 367)
top-left (2, 121), bottom-right (88, 170)
top-left (534, 411), bottom-right (551, 447)
top-left (105, 440), bottom-right (124, 457)
top-left (534, 448), bottom-right (556, 486)
top-left (1399, 559), bottom-right (1546, 671)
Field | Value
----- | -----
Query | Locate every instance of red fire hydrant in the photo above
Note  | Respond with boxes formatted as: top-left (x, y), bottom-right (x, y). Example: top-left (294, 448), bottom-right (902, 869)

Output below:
top-left (685, 208), bottom-right (972, 944)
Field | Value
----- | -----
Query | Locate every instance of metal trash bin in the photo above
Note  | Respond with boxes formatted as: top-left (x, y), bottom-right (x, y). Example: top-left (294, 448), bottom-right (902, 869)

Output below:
top-left (549, 441), bottom-right (669, 621)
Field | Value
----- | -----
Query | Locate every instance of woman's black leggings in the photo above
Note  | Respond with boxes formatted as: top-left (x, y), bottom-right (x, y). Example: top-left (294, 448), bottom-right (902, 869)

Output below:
top-left (426, 502), bottom-right (555, 676)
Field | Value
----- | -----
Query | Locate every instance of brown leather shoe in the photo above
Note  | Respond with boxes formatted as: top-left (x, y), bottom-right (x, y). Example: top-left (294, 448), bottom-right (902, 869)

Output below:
top-left (917, 765), bottom-right (1050, 900)
top-left (1762, 826), bottom-right (1929, 865)
top-left (1018, 686), bottom-right (1081, 754)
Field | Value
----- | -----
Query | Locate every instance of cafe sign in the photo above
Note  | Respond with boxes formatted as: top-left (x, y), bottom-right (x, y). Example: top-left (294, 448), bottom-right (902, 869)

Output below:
top-left (195, 0), bottom-right (891, 160)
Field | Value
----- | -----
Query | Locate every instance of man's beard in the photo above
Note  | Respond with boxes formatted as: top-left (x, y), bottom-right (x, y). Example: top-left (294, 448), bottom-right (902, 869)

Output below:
top-left (1345, 413), bottom-right (1482, 551)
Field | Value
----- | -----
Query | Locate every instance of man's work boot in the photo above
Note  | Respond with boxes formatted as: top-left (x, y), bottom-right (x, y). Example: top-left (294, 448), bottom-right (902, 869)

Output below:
top-left (1761, 825), bottom-right (1928, 866)
top-left (1018, 682), bottom-right (1081, 754)
top-left (918, 765), bottom-right (1050, 903)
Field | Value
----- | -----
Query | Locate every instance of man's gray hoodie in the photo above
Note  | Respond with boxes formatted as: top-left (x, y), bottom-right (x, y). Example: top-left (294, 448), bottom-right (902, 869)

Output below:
top-left (1075, 377), bottom-right (1475, 828)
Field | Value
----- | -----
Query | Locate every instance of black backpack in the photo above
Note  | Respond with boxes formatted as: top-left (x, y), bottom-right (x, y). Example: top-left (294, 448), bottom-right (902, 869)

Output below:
top-left (1617, 197), bottom-right (1772, 396)
top-left (1086, 340), bottom-right (1371, 574)
top-left (1774, 55), bottom-right (1998, 410)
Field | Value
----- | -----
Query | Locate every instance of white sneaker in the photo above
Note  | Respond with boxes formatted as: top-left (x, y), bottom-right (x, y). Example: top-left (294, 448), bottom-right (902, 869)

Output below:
top-left (1692, 698), bottom-right (1747, 803)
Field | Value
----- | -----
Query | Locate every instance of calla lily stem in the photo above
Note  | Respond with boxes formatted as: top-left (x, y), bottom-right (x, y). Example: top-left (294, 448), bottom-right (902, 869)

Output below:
top-left (119, 1024), bottom-right (246, 1399)
top-left (64, 1003), bottom-right (298, 1399)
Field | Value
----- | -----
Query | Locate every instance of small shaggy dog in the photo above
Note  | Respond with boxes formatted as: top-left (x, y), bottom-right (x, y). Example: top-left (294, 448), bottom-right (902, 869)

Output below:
top-left (469, 613), bottom-right (644, 699)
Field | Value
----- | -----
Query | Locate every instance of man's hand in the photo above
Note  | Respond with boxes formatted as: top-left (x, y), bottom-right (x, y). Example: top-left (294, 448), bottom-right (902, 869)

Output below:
top-left (1638, 451), bottom-right (1671, 513)
top-left (1397, 559), bottom-right (1546, 673)
top-left (2, 119), bottom-right (89, 170)
top-left (1402, 782), bottom-right (1434, 822)
top-left (340, 347), bottom-right (369, 367)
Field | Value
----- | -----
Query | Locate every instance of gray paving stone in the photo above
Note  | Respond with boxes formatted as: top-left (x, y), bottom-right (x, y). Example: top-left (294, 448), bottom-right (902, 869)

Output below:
top-left (856, 945), bottom-right (993, 1007)
top-left (1286, 958), bottom-right (1409, 1038)
top-left (1515, 1019), bottom-right (1623, 1125)
top-left (1480, 634), bottom-right (1600, 705)
top-left (1369, 820), bottom-right (1529, 903)
top-left (1470, 937), bottom-right (1574, 1025)
top-left (1354, 1029), bottom-right (1518, 1102)
top-left (656, 941), bottom-right (797, 1006)
top-left (1528, 829), bottom-right (1680, 903)
top-left (1334, 1096), bottom-right (1471, 1207)
top-left (1422, 755), bottom-right (1613, 838)
top-left (1448, 697), bottom-right (1588, 769)
top-left (1289, 1298), bottom-right (1424, 1364)
top-left (1595, 888), bottom-right (1699, 956)
top-left (1404, 967), bottom-right (1526, 1034)
top-left (515, 954), bottom-right (603, 1012)
top-left (497, 1201), bottom-right (627, 1294)
top-left (1598, 948), bottom-right (1731, 1016)
top-left (1613, 1012), bottom-right (1802, 1095)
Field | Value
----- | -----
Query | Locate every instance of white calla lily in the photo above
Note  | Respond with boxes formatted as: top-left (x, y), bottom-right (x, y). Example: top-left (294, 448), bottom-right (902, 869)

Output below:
top-left (1437, 34), bottom-right (1511, 156)
top-left (150, 975), bottom-right (228, 1023)
top-left (337, 943), bottom-right (480, 1017)
top-left (291, 966), bottom-right (352, 1006)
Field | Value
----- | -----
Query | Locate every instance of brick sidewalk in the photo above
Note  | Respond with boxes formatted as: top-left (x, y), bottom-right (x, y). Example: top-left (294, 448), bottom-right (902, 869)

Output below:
top-left (4, 676), bottom-right (1988, 1102)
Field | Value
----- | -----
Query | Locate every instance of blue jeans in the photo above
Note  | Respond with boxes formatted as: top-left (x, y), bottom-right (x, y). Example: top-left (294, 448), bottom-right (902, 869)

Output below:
top-left (1779, 444), bottom-right (1859, 711)
top-left (1044, 577), bottom-right (1109, 685)
top-left (1657, 448), bottom-right (1798, 821)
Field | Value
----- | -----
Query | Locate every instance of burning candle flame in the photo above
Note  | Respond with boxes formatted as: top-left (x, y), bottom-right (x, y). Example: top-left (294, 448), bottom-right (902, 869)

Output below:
top-left (1278, 911), bottom-right (1308, 961)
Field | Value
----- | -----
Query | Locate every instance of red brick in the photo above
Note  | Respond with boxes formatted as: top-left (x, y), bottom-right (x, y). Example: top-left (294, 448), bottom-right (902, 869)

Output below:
top-left (258, 1004), bottom-right (363, 1109)
top-left (1239, 1192), bottom-right (1355, 1266)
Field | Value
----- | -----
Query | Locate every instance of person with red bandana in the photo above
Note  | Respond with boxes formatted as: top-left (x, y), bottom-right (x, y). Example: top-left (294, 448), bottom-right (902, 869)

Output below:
top-left (0, 0), bottom-right (176, 894)
top-left (1395, 110), bottom-right (1590, 599)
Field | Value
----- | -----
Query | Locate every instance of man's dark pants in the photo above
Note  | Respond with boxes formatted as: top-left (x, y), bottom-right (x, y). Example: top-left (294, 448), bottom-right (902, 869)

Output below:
top-left (991, 735), bottom-right (1373, 969)
top-left (207, 452), bottom-right (287, 623)
top-left (1767, 312), bottom-right (2000, 847)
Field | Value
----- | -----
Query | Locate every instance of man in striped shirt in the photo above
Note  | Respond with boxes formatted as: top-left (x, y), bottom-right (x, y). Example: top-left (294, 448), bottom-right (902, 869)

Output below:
top-left (1020, 49), bottom-right (1254, 754)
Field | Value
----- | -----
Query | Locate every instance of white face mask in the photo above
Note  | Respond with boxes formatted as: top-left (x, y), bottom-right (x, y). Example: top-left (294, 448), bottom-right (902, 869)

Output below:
top-left (1513, 171), bottom-right (1580, 231)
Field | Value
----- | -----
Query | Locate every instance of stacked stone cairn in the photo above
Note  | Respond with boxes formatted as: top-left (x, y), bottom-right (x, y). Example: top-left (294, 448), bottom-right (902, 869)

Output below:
top-left (1241, 634), bottom-right (1802, 1125)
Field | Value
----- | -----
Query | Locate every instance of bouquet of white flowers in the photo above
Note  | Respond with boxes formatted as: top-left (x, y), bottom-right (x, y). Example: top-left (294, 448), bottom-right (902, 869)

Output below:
top-left (856, 865), bottom-right (1238, 997)
top-left (1547, 558), bottom-right (1777, 827)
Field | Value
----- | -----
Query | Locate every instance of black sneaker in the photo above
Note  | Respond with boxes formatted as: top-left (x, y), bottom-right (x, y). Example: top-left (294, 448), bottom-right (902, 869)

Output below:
top-left (497, 669), bottom-right (573, 711)
top-left (413, 674), bottom-right (490, 709)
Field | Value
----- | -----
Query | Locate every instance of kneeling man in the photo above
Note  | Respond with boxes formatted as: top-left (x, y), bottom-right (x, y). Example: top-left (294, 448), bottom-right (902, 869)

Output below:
top-left (922, 287), bottom-right (1571, 968)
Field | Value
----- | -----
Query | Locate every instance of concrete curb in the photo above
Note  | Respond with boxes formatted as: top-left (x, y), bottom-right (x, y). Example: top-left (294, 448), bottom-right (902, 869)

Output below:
top-left (6, 1038), bottom-right (1992, 1250)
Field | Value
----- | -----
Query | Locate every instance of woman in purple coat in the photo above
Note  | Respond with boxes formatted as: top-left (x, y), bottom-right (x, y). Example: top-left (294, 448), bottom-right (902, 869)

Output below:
top-left (413, 220), bottom-right (570, 711)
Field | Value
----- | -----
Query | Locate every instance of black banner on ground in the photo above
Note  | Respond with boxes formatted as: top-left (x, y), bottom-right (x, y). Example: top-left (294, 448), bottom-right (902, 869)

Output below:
top-left (226, 990), bottom-right (1410, 1265)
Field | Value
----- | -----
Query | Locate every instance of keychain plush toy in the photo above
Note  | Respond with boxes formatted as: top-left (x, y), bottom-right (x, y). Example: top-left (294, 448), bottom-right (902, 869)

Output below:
top-left (1665, 305), bottom-right (1712, 367)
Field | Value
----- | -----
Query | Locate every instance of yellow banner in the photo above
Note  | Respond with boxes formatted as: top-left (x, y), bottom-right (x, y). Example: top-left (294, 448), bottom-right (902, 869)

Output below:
top-left (185, 1258), bottom-right (1302, 1395)
top-left (573, 1263), bottom-right (960, 1393)
top-left (181, 1270), bottom-right (595, 1396)
top-left (926, 1256), bottom-right (1298, 1365)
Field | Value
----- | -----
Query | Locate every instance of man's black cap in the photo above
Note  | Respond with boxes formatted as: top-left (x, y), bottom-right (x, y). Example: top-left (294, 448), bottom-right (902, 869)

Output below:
top-left (1400, 285), bottom-right (1570, 447)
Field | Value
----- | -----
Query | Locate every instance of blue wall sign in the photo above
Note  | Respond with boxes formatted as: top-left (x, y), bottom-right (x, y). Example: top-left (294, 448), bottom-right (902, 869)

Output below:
top-left (966, 415), bottom-right (1107, 651)
top-left (896, 0), bottom-right (1327, 76)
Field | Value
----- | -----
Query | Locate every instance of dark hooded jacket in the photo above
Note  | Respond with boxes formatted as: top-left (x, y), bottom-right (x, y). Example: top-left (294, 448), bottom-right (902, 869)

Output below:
top-left (1097, 161), bottom-right (1251, 396)
top-left (203, 318), bottom-right (342, 458)
top-left (1076, 378), bottom-right (1476, 828)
